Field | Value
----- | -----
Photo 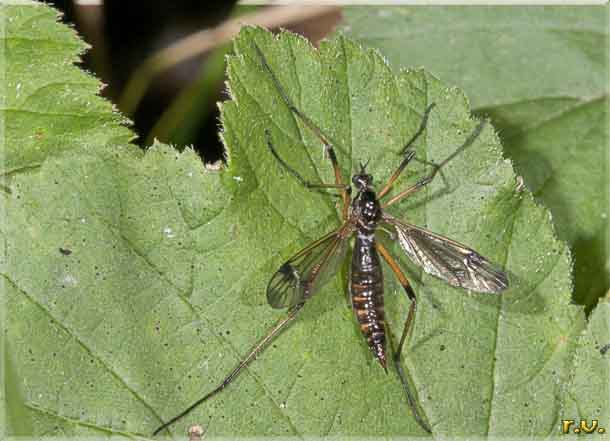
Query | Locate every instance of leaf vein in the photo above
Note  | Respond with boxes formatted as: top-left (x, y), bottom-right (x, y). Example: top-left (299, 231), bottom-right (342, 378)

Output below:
top-left (3, 274), bottom-right (165, 428)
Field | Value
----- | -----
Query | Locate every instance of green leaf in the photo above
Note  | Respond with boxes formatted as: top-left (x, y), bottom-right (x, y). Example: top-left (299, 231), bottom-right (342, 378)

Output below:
top-left (342, 6), bottom-right (609, 312)
top-left (218, 25), bottom-right (582, 437)
top-left (560, 297), bottom-right (610, 432)
top-left (2, 4), bottom-right (591, 439)
top-left (0, 2), bottom-right (135, 179)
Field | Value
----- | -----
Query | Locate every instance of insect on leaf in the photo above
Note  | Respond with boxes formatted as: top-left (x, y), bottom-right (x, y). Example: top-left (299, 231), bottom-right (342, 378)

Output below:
top-left (343, 6), bottom-right (609, 310)
top-left (3, 6), bottom-right (591, 440)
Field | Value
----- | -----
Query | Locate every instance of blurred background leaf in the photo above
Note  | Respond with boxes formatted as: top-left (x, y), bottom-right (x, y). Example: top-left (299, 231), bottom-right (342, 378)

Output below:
top-left (342, 6), bottom-right (609, 313)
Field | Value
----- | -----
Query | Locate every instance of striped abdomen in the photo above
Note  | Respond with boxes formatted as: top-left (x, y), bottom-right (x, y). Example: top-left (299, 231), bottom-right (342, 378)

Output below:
top-left (350, 231), bottom-right (387, 369)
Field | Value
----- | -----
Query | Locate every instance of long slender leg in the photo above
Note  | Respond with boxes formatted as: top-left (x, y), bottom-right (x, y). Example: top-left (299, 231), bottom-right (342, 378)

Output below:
top-left (378, 103), bottom-right (436, 199)
top-left (266, 130), bottom-right (348, 193)
top-left (253, 43), bottom-right (350, 219)
top-left (381, 166), bottom-right (439, 208)
top-left (152, 304), bottom-right (304, 436)
top-left (376, 243), bottom-right (418, 364)
top-left (382, 118), bottom-right (488, 208)
top-left (386, 322), bottom-right (432, 434)
top-left (376, 242), bottom-right (431, 434)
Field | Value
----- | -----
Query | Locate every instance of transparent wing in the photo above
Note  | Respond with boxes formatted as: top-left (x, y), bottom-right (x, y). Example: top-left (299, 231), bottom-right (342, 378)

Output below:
top-left (267, 224), bottom-right (352, 309)
top-left (383, 214), bottom-right (508, 293)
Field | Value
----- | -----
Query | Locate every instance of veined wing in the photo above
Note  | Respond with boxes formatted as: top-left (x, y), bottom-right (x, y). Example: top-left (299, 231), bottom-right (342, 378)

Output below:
top-left (383, 214), bottom-right (508, 293)
top-left (267, 224), bottom-right (353, 309)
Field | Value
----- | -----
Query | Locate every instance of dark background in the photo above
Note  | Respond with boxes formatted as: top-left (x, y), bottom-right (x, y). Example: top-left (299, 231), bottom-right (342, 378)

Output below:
top-left (44, 0), bottom-right (341, 164)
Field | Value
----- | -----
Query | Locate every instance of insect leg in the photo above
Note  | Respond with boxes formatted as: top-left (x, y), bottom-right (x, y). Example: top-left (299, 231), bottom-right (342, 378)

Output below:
top-left (266, 130), bottom-right (348, 194)
top-left (376, 242), bottom-right (431, 433)
top-left (385, 322), bottom-right (432, 434)
top-left (152, 303), bottom-right (304, 436)
top-left (375, 243), bottom-right (417, 357)
top-left (381, 165), bottom-right (440, 208)
top-left (378, 103), bottom-right (435, 199)
top-left (382, 118), bottom-right (487, 208)
top-left (253, 43), bottom-right (350, 219)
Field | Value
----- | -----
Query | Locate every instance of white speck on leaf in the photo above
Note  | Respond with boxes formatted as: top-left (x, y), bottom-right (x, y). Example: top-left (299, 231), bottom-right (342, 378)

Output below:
top-left (62, 274), bottom-right (78, 287)
top-left (163, 226), bottom-right (175, 238)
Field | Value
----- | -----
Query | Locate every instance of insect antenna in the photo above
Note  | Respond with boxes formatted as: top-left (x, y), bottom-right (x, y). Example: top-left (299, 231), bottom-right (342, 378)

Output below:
top-left (359, 159), bottom-right (371, 173)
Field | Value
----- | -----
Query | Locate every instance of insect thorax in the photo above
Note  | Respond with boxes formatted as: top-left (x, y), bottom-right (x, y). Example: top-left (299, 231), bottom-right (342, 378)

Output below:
top-left (351, 189), bottom-right (382, 226)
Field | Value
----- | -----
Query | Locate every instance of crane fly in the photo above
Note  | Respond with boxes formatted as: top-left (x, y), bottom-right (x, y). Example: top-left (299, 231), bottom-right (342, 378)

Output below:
top-left (153, 41), bottom-right (509, 436)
